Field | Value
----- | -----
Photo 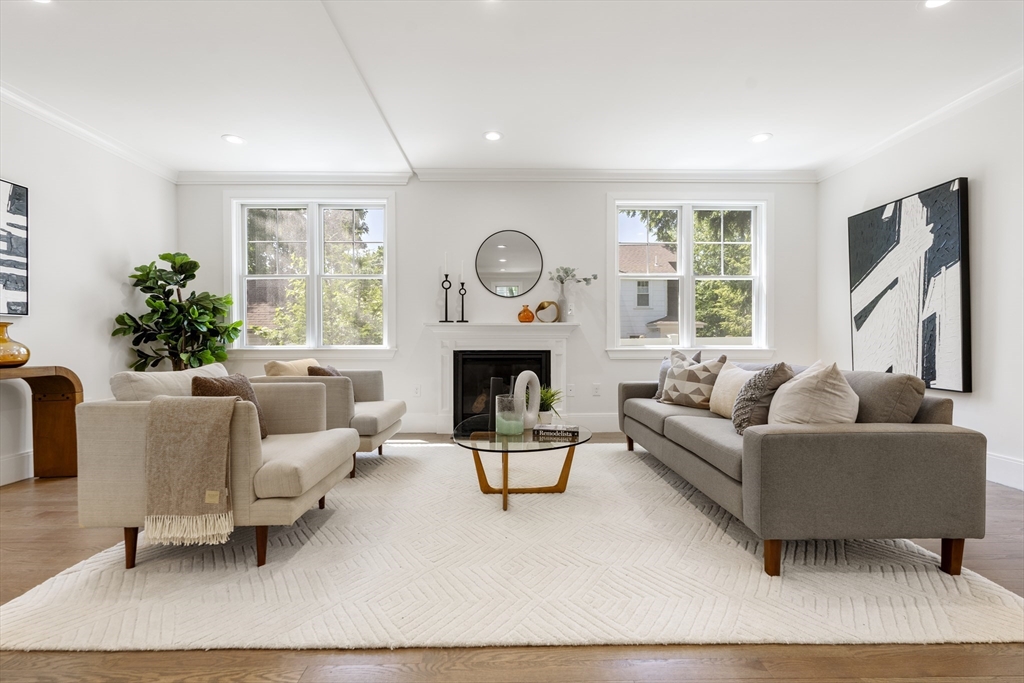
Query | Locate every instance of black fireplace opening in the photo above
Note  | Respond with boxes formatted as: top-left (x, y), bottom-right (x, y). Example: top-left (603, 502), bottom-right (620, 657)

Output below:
top-left (453, 350), bottom-right (551, 428)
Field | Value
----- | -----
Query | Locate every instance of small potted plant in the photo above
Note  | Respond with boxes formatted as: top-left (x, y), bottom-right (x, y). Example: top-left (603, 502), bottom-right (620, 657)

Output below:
top-left (538, 386), bottom-right (563, 424)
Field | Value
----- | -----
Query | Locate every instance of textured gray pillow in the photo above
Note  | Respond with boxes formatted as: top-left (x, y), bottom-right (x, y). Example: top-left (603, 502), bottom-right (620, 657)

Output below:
top-left (654, 350), bottom-right (701, 401)
top-left (732, 362), bottom-right (795, 434)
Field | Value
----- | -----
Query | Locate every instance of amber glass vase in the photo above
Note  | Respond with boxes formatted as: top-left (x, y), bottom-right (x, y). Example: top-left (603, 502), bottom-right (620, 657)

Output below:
top-left (517, 305), bottom-right (535, 323)
top-left (0, 322), bottom-right (31, 368)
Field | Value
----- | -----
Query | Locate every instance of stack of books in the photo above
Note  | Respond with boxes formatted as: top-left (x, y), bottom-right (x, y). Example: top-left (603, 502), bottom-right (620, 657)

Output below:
top-left (532, 424), bottom-right (580, 442)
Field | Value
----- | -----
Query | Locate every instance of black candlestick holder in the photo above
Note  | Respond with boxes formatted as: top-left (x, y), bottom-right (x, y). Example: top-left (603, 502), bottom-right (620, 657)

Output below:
top-left (439, 274), bottom-right (453, 323)
top-left (457, 282), bottom-right (468, 323)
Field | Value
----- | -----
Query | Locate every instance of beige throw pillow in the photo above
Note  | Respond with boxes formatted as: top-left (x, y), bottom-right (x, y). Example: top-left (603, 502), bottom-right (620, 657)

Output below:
top-left (709, 362), bottom-right (756, 419)
top-left (768, 360), bottom-right (859, 425)
top-left (661, 355), bottom-right (727, 409)
top-left (264, 358), bottom-right (319, 377)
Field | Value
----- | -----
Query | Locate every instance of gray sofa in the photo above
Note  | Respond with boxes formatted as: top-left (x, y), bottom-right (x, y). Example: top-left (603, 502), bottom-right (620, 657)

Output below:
top-left (618, 364), bottom-right (987, 576)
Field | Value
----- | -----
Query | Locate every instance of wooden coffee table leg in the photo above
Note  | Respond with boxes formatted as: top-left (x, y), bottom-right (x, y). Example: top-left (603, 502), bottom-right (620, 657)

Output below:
top-left (472, 450), bottom-right (500, 494)
top-left (502, 451), bottom-right (509, 511)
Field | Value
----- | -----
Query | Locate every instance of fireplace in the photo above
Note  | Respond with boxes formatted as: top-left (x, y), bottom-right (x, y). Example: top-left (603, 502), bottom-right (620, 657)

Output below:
top-left (453, 350), bottom-right (551, 427)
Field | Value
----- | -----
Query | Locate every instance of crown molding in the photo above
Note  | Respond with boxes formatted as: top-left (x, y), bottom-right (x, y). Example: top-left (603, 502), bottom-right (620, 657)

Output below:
top-left (817, 66), bottom-right (1024, 182)
top-left (175, 171), bottom-right (412, 186)
top-left (414, 168), bottom-right (819, 184)
top-left (0, 82), bottom-right (178, 183)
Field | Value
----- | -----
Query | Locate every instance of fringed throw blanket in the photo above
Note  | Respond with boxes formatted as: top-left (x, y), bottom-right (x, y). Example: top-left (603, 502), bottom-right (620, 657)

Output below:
top-left (145, 395), bottom-right (239, 545)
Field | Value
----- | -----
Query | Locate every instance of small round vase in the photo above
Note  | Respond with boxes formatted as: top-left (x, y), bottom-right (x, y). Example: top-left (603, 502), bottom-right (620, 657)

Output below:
top-left (517, 305), bottom-right (535, 323)
top-left (0, 322), bottom-right (30, 368)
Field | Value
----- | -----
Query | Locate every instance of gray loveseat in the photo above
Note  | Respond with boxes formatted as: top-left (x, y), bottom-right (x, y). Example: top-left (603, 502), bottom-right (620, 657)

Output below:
top-left (618, 365), bottom-right (987, 576)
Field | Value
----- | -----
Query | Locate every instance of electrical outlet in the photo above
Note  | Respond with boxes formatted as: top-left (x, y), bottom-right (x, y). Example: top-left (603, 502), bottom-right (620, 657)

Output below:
top-left (566, 384), bottom-right (576, 397)
top-left (412, 384), bottom-right (421, 397)
top-left (592, 383), bottom-right (601, 396)
top-left (567, 303), bottom-right (575, 316)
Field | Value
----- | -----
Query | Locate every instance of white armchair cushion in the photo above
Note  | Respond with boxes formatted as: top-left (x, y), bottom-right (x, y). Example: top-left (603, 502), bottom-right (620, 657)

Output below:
top-left (351, 400), bottom-right (407, 436)
top-left (254, 428), bottom-right (359, 498)
top-left (109, 363), bottom-right (229, 401)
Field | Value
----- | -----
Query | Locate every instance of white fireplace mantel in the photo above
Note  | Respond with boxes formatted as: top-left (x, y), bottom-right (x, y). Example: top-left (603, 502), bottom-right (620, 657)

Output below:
top-left (426, 323), bottom-right (579, 433)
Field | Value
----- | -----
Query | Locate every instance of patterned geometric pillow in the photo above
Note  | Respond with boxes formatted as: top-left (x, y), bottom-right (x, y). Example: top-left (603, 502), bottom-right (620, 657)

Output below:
top-left (732, 363), bottom-right (795, 435)
top-left (654, 349), bottom-right (701, 401)
top-left (660, 355), bottom-right (727, 409)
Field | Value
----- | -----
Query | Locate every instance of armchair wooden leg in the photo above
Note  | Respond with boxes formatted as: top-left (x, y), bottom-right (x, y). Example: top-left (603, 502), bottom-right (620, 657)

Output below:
top-left (255, 526), bottom-right (268, 567)
top-left (378, 444), bottom-right (383, 456)
top-left (124, 527), bottom-right (138, 569)
top-left (350, 453), bottom-right (356, 478)
top-left (763, 539), bottom-right (781, 576)
top-left (626, 436), bottom-right (634, 451)
top-left (940, 538), bottom-right (964, 575)
top-left (318, 495), bottom-right (325, 510)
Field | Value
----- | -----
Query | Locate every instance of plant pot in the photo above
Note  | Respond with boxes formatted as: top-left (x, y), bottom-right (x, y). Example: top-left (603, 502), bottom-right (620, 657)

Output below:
top-left (537, 411), bottom-right (553, 425)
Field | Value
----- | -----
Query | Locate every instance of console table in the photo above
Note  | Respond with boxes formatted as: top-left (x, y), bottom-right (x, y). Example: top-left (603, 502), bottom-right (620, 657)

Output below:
top-left (0, 366), bottom-right (83, 477)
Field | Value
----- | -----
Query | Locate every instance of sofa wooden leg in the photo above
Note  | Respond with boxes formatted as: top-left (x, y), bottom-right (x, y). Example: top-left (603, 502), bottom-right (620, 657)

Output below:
top-left (124, 527), bottom-right (138, 569)
top-left (378, 444), bottom-right (383, 456)
top-left (626, 436), bottom-right (634, 451)
top-left (255, 526), bottom-right (268, 567)
top-left (940, 538), bottom-right (964, 575)
top-left (318, 495), bottom-right (325, 510)
top-left (350, 453), bottom-right (356, 478)
top-left (763, 539), bottom-right (781, 576)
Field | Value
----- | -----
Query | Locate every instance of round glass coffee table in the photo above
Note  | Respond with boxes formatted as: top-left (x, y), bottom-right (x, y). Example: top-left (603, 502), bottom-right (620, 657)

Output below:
top-left (452, 415), bottom-right (592, 510)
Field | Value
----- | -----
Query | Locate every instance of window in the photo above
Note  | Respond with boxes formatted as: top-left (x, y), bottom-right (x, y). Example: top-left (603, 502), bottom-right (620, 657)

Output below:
top-left (611, 201), bottom-right (765, 350)
top-left (237, 200), bottom-right (392, 349)
top-left (636, 280), bottom-right (650, 307)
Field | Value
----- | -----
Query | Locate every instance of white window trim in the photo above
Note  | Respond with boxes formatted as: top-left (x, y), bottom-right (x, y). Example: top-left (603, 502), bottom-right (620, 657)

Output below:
top-left (224, 189), bottom-right (398, 360)
top-left (605, 192), bottom-right (776, 361)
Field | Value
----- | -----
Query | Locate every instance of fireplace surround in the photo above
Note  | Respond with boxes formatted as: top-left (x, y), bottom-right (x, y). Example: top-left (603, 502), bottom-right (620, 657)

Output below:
top-left (452, 350), bottom-right (551, 427)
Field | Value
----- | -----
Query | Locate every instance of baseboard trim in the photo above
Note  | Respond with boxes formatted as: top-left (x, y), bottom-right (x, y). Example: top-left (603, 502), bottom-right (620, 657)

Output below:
top-left (0, 450), bottom-right (33, 487)
top-left (987, 452), bottom-right (1024, 491)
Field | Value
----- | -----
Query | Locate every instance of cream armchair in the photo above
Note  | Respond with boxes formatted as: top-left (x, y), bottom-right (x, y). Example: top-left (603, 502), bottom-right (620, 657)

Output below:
top-left (77, 382), bottom-right (359, 568)
top-left (251, 370), bottom-right (405, 476)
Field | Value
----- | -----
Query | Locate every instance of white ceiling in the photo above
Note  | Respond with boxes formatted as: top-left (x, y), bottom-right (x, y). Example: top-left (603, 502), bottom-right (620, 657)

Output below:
top-left (1, 0), bottom-right (1022, 180)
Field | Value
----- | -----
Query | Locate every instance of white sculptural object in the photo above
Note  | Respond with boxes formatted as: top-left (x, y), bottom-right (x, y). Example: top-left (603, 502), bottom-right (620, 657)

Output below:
top-left (513, 370), bottom-right (541, 430)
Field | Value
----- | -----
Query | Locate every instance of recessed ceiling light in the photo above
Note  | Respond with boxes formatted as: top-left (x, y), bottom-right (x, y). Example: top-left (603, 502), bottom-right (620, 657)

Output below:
top-left (750, 132), bottom-right (773, 143)
top-left (483, 131), bottom-right (503, 141)
top-left (924, 0), bottom-right (951, 7)
top-left (498, 258), bottom-right (507, 262)
top-left (33, 0), bottom-right (52, 4)
top-left (221, 134), bottom-right (246, 144)
top-left (500, 268), bottom-right (506, 272)
top-left (496, 244), bottom-right (506, 249)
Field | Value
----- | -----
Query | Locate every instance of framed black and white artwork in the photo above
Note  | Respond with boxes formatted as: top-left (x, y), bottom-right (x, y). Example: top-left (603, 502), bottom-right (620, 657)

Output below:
top-left (1, 179), bottom-right (29, 316)
top-left (848, 178), bottom-right (971, 392)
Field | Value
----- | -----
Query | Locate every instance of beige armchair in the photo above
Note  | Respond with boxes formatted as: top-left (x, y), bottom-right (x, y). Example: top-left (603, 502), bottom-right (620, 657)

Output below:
top-left (77, 382), bottom-right (359, 568)
top-left (251, 370), bottom-right (405, 476)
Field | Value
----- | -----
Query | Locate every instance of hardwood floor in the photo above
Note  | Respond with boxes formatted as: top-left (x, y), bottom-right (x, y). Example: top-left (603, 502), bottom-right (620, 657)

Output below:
top-left (1, 433), bottom-right (1022, 683)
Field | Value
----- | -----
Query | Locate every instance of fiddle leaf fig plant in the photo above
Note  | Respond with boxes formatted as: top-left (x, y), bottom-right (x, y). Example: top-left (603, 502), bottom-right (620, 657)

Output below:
top-left (112, 252), bottom-right (242, 372)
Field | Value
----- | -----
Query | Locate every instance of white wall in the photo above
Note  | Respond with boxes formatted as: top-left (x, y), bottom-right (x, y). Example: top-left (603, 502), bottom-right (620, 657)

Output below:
top-left (817, 82), bottom-right (1024, 489)
top-left (178, 179), bottom-right (819, 432)
top-left (0, 103), bottom-right (177, 484)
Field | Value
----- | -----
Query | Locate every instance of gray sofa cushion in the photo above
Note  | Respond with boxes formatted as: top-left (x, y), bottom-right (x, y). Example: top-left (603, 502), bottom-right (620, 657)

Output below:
top-left (664, 415), bottom-right (743, 481)
top-left (255, 428), bottom-right (359, 498)
top-left (351, 399), bottom-right (407, 436)
top-left (623, 398), bottom-right (719, 435)
top-left (843, 371), bottom-right (925, 423)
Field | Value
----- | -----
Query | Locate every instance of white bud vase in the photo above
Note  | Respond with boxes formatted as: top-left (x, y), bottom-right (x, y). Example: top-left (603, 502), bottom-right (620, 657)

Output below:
top-left (556, 282), bottom-right (568, 322)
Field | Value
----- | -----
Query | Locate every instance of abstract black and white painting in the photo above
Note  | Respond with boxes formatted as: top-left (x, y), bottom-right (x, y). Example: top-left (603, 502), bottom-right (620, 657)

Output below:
top-left (1, 179), bottom-right (29, 315)
top-left (848, 178), bottom-right (971, 392)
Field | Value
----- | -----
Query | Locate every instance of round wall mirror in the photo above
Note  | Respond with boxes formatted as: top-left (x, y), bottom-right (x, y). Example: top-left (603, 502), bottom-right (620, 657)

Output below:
top-left (475, 230), bottom-right (543, 298)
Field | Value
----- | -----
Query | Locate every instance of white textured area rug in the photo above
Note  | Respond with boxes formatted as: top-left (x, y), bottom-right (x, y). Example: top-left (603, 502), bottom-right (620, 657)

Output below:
top-left (1, 443), bottom-right (1022, 650)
